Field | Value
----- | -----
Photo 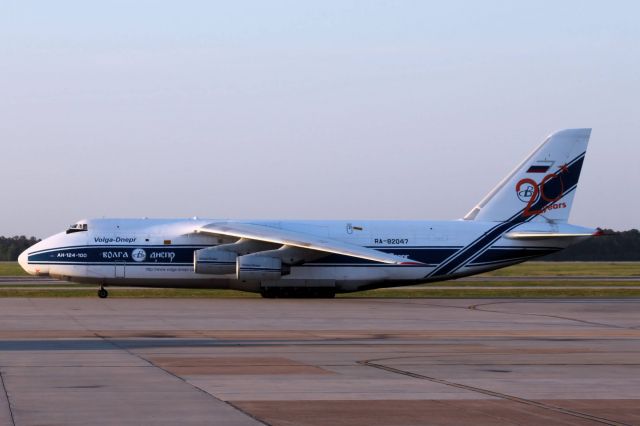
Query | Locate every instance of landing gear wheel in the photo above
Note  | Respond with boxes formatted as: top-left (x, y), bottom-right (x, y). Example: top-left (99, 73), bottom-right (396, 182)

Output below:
top-left (260, 287), bottom-right (336, 299)
top-left (260, 288), bottom-right (278, 298)
top-left (98, 287), bottom-right (108, 299)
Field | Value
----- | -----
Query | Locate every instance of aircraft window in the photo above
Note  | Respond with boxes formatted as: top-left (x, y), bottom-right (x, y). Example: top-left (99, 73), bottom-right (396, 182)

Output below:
top-left (66, 223), bottom-right (88, 234)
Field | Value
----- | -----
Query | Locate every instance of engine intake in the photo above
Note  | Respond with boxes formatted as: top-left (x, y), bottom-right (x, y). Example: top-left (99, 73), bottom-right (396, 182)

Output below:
top-left (194, 248), bottom-right (237, 275)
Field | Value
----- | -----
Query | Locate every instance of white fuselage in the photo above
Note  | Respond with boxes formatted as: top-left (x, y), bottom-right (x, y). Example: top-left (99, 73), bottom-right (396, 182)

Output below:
top-left (19, 218), bottom-right (588, 294)
top-left (18, 129), bottom-right (595, 297)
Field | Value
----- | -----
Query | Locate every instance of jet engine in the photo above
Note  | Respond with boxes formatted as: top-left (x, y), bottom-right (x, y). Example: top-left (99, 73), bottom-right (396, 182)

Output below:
top-left (236, 254), bottom-right (283, 280)
top-left (194, 248), bottom-right (237, 275)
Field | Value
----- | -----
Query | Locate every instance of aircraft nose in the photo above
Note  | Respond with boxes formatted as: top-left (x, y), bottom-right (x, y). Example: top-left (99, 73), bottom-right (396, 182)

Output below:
top-left (18, 239), bottom-right (51, 277)
top-left (18, 248), bottom-right (30, 273)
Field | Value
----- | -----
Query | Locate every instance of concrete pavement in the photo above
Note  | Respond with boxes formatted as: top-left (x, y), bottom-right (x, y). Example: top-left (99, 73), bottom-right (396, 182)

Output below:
top-left (0, 298), bottom-right (638, 425)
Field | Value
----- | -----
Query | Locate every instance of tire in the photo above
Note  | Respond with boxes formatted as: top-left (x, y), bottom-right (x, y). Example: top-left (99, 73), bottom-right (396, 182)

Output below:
top-left (260, 287), bottom-right (335, 299)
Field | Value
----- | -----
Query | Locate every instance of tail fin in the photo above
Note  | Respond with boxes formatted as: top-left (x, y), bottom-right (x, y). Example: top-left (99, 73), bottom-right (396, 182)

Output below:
top-left (464, 128), bottom-right (591, 223)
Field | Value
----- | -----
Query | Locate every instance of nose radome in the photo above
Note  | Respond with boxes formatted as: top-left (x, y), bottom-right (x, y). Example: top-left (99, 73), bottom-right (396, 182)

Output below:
top-left (18, 249), bottom-right (30, 274)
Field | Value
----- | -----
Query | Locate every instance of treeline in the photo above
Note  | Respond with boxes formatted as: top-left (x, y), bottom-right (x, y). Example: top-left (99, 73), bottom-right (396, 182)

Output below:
top-left (0, 236), bottom-right (40, 261)
top-left (542, 229), bottom-right (640, 261)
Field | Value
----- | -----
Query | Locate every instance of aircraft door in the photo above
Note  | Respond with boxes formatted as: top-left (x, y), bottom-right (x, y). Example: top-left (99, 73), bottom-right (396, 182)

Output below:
top-left (115, 263), bottom-right (126, 279)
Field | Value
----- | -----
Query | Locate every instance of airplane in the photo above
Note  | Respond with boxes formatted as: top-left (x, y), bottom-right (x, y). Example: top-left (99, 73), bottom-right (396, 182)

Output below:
top-left (18, 128), bottom-right (598, 298)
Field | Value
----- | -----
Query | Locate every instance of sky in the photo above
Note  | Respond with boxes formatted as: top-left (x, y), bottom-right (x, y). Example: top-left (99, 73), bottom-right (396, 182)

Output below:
top-left (1, 1), bottom-right (639, 237)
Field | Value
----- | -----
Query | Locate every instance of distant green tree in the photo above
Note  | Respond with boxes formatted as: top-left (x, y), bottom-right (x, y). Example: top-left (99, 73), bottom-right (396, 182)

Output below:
top-left (0, 236), bottom-right (40, 261)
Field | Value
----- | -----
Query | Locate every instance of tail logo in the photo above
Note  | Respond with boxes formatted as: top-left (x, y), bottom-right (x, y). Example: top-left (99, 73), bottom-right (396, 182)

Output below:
top-left (516, 181), bottom-right (537, 203)
top-left (516, 166), bottom-right (566, 217)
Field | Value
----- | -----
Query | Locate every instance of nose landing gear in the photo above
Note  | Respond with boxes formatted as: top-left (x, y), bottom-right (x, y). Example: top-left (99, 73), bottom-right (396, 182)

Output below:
top-left (98, 286), bottom-right (108, 299)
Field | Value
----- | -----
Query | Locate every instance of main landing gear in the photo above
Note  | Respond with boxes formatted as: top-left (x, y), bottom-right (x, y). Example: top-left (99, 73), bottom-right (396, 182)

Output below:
top-left (98, 286), bottom-right (109, 299)
top-left (260, 287), bottom-right (336, 299)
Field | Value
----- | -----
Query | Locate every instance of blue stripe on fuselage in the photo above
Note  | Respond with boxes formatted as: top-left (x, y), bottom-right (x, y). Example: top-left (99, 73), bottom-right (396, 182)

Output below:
top-left (427, 153), bottom-right (585, 278)
top-left (29, 245), bottom-right (559, 270)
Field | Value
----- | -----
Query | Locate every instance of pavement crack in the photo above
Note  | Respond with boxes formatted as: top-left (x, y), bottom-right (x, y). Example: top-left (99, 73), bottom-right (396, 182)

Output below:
top-left (358, 358), bottom-right (630, 426)
top-left (94, 334), bottom-right (271, 426)
top-left (467, 301), bottom-right (633, 330)
top-left (0, 368), bottom-right (16, 426)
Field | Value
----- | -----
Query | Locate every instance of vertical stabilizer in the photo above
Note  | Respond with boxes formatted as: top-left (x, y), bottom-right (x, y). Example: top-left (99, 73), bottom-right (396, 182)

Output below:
top-left (464, 129), bottom-right (591, 223)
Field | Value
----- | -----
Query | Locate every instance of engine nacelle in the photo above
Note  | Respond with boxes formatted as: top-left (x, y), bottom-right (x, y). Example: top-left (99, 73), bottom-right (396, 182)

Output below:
top-left (237, 255), bottom-right (282, 281)
top-left (194, 248), bottom-right (237, 275)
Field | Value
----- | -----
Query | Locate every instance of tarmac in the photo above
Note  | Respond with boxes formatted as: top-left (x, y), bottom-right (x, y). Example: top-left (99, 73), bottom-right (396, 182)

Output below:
top-left (0, 298), bottom-right (638, 425)
top-left (2, 276), bottom-right (640, 284)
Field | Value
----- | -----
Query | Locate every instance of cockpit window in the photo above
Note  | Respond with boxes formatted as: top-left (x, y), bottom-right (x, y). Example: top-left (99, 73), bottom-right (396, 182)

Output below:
top-left (66, 223), bottom-right (88, 234)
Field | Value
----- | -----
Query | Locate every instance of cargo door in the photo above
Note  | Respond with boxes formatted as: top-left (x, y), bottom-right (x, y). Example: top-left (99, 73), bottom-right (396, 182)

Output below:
top-left (115, 262), bottom-right (126, 279)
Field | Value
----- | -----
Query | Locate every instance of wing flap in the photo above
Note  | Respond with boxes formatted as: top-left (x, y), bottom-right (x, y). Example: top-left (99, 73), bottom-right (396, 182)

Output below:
top-left (196, 222), bottom-right (419, 265)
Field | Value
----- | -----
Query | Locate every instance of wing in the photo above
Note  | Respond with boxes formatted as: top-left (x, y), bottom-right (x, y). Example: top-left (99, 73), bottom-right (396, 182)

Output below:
top-left (195, 222), bottom-right (421, 265)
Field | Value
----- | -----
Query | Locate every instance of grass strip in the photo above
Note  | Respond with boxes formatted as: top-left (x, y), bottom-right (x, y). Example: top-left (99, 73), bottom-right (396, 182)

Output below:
top-left (483, 262), bottom-right (640, 277)
top-left (340, 288), bottom-right (640, 298)
top-left (0, 262), bottom-right (28, 276)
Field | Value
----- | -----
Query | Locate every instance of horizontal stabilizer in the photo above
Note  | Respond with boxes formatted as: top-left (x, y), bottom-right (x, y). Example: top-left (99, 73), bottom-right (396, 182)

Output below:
top-left (505, 230), bottom-right (598, 240)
